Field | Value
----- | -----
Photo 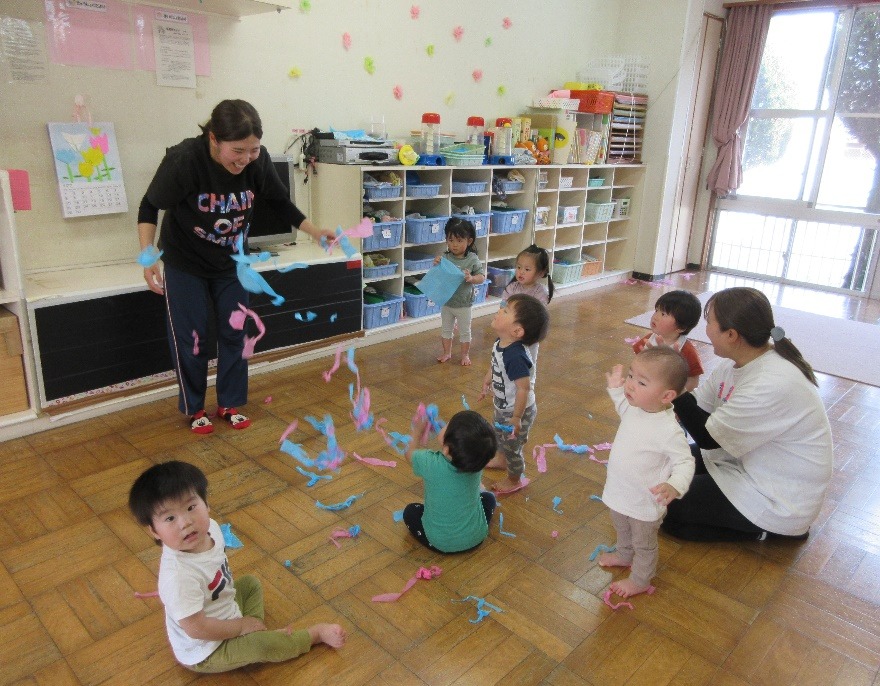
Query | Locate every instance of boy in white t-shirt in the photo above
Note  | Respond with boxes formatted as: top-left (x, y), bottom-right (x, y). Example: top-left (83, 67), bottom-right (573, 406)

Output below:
top-left (128, 461), bottom-right (346, 673)
top-left (599, 347), bottom-right (695, 598)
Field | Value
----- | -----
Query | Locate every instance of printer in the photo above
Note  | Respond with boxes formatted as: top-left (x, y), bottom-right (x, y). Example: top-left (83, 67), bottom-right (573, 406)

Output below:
top-left (315, 132), bottom-right (398, 165)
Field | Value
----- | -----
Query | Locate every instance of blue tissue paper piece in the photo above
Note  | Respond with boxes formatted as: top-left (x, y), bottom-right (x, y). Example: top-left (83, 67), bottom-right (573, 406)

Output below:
top-left (414, 258), bottom-right (466, 308)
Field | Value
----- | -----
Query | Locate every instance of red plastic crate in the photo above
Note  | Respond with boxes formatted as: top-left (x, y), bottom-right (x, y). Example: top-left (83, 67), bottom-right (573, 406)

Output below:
top-left (571, 90), bottom-right (615, 114)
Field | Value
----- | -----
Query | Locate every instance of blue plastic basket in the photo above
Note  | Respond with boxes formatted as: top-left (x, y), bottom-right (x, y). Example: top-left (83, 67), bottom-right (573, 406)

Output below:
top-left (363, 184), bottom-right (402, 201)
top-left (497, 180), bottom-right (524, 193)
top-left (486, 265), bottom-right (515, 297)
top-left (452, 180), bottom-right (488, 194)
top-left (403, 251), bottom-right (436, 272)
top-left (403, 290), bottom-right (442, 318)
top-left (407, 183), bottom-right (441, 198)
top-left (363, 262), bottom-right (398, 279)
top-left (362, 220), bottom-right (403, 251)
top-left (451, 212), bottom-right (491, 237)
top-left (363, 293), bottom-right (405, 329)
top-left (490, 209), bottom-right (528, 234)
top-left (405, 215), bottom-right (450, 244)
top-left (472, 280), bottom-right (490, 304)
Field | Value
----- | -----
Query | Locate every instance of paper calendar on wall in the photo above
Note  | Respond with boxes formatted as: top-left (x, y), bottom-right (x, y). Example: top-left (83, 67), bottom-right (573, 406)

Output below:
top-left (47, 122), bottom-right (129, 218)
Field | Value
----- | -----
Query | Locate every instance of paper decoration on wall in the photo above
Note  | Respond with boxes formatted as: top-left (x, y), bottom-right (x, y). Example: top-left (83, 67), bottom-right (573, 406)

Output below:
top-left (497, 85), bottom-right (506, 96)
top-left (44, 0), bottom-right (132, 70)
top-left (426, 44), bottom-right (434, 57)
top-left (288, 67), bottom-right (302, 78)
top-left (393, 85), bottom-right (403, 100)
top-left (484, 37), bottom-right (492, 47)
top-left (342, 32), bottom-right (351, 50)
top-left (472, 69), bottom-right (482, 82)
top-left (410, 5), bottom-right (420, 19)
top-left (444, 92), bottom-right (454, 106)
top-left (452, 26), bottom-right (463, 42)
top-left (299, 0), bottom-right (311, 12)
top-left (363, 56), bottom-right (375, 74)
top-left (502, 17), bottom-right (512, 29)
top-left (47, 122), bottom-right (128, 218)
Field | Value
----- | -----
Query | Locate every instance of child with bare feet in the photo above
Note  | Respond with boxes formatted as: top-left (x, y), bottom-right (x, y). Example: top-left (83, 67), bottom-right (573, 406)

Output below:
top-left (598, 347), bottom-right (695, 598)
top-left (129, 461), bottom-right (346, 673)
top-left (434, 218), bottom-right (485, 366)
top-left (478, 294), bottom-right (549, 493)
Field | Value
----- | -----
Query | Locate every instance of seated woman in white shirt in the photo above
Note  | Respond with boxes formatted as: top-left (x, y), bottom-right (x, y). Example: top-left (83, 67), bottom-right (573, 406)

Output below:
top-left (663, 287), bottom-right (833, 542)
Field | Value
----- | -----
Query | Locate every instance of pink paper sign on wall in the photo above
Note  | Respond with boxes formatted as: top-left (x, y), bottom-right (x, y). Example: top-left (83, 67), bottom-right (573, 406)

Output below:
top-left (133, 5), bottom-right (210, 76)
top-left (44, 0), bottom-right (133, 70)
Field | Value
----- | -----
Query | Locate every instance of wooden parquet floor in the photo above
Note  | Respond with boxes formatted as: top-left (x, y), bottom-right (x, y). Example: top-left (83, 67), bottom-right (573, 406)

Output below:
top-left (2, 271), bottom-right (879, 686)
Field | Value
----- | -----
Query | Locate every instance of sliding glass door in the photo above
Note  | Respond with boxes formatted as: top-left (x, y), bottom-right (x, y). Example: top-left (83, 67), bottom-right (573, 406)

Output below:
top-left (709, 5), bottom-right (880, 296)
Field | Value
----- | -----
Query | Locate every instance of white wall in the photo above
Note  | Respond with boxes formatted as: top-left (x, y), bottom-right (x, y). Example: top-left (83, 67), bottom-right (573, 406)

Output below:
top-left (1, 0), bottom-right (707, 279)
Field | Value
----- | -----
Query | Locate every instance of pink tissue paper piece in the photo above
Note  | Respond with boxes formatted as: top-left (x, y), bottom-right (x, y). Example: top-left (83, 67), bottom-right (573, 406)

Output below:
top-left (328, 528), bottom-right (358, 548)
top-left (372, 566), bottom-right (441, 602)
top-left (593, 442), bottom-right (613, 451)
top-left (472, 69), bottom-right (483, 83)
top-left (624, 336), bottom-right (641, 345)
top-left (393, 85), bottom-right (403, 100)
top-left (589, 454), bottom-right (609, 466)
top-left (492, 477), bottom-right (530, 495)
top-left (342, 32), bottom-right (352, 50)
top-left (192, 331), bottom-right (200, 355)
top-left (323, 344), bottom-right (344, 382)
top-left (326, 217), bottom-right (376, 254)
top-left (279, 419), bottom-right (298, 444)
top-left (228, 303), bottom-right (266, 359)
top-left (264, 396), bottom-right (272, 404)
top-left (453, 25), bottom-right (463, 41)
top-left (502, 17), bottom-right (512, 29)
top-left (602, 585), bottom-right (655, 611)
top-left (410, 5), bottom-right (419, 19)
top-left (551, 530), bottom-right (558, 538)
top-left (353, 452), bottom-right (397, 468)
top-left (134, 590), bottom-right (159, 598)
top-left (532, 442), bottom-right (555, 473)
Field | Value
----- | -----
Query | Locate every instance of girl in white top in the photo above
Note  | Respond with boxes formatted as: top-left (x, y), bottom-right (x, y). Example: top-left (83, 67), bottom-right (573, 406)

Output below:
top-left (665, 287), bottom-right (833, 542)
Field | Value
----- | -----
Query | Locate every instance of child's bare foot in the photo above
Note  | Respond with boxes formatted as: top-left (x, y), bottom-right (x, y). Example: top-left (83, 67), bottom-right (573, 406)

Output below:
top-left (437, 353), bottom-right (452, 363)
top-left (307, 623), bottom-right (347, 648)
top-left (609, 577), bottom-right (652, 598)
top-left (460, 355), bottom-right (472, 366)
top-left (491, 476), bottom-right (529, 494)
top-left (597, 552), bottom-right (632, 568)
top-left (485, 455), bottom-right (506, 470)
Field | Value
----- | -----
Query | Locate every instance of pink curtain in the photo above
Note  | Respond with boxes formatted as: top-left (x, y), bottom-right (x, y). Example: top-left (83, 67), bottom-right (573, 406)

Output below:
top-left (706, 5), bottom-right (773, 196)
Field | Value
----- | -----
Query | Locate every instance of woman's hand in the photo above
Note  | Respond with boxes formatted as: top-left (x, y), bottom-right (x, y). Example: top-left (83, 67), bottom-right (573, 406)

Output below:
top-left (299, 219), bottom-right (336, 243)
top-left (144, 265), bottom-right (164, 294)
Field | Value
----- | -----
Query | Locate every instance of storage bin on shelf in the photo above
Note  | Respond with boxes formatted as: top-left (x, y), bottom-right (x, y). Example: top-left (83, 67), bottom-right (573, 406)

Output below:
top-left (580, 254), bottom-right (604, 277)
top-left (451, 180), bottom-right (488, 194)
top-left (440, 143), bottom-right (485, 166)
top-left (363, 292), bottom-right (405, 329)
top-left (584, 202), bottom-right (616, 222)
top-left (403, 251), bottom-right (436, 272)
top-left (405, 215), bottom-right (450, 244)
top-left (362, 219), bottom-right (403, 251)
top-left (496, 180), bottom-right (524, 193)
top-left (363, 184), bottom-right (402, 201)
top-left (570, 90), bottom-right (615, 114)
top-left (588, 178), bottom-right (605, 187)
top-left (403, 285), bottom-right (442, 318)
top-left (486, 265), bottom-right (515, 297)
top-left (407, 183), bottom-right (441, 198)
top-left (490, 208), bottom-right (528, 234)
top-left (362, 261), bottom-right (398, 279)
top-left (560, 176), bottom-right (574, 189)
top-left (451, 211), bottom-right (491, 237)
top-left (551, 260), bottom-right (586, 285)
top-left (472, 281), bottom-right (490, 304)
top-left (558, 206), bottom-right (579, 224)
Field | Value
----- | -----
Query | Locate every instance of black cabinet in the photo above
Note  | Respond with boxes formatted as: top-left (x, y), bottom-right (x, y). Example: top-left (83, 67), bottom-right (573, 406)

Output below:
top-left (34, 261), bottom-right (362, 401)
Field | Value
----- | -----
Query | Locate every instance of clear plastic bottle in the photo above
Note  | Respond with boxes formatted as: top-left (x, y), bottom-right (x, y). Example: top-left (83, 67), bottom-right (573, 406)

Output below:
top-left (466, 116), bottom-right (485, 146)
top-left (421, 112), bottom-right (441, 155)
top-left (493, 117), bottom-right (513, 156)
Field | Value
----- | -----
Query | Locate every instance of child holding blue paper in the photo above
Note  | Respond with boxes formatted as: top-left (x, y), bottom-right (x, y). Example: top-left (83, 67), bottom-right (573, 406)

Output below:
top-left (128, 460), bottom-right (346, 673)
top-left (403, 410), bottom-right (498, 553)
top-left (433, 218), bottom-right (485, 366)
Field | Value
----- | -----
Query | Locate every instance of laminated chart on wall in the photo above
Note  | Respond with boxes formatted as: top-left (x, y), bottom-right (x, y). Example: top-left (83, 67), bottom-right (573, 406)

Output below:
top-left (47, 122), bottom-right (129, 218)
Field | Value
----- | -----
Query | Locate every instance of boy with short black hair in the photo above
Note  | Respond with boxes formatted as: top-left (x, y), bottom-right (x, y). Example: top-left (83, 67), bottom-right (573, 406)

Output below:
top-left (128, 460), bottom-right (345, 673)
top-left (479, 293), bottom-right (550, 493)
top-left (632, 289), bottom-right (704, 390)
top-left (598, 347), bottom-right (695, 599)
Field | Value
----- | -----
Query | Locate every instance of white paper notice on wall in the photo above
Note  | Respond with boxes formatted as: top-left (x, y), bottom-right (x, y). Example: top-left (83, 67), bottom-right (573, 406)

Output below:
top-left (47, 121), bottom-right (129, 218)
top-left (153, 20), bottom-right (196, 89)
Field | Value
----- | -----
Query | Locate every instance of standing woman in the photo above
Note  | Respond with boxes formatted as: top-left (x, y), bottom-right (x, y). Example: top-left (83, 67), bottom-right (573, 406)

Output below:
top-left (138, 99), bottom-right (332, 434)
top-left (664, 287), bottom-right (833, 542)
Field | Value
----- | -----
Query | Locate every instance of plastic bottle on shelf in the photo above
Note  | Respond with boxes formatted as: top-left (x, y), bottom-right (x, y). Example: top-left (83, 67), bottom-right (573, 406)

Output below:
top-left (465, 116), bottom-right (484, 146)
top-left (421, 112), bottom-right (441, 155)
top-left (493, 117), bottom-right (513, 157)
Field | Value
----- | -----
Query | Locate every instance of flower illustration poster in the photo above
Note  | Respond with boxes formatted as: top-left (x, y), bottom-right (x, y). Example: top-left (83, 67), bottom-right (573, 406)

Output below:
top-left (47, 122), bottom-right (129, 217)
